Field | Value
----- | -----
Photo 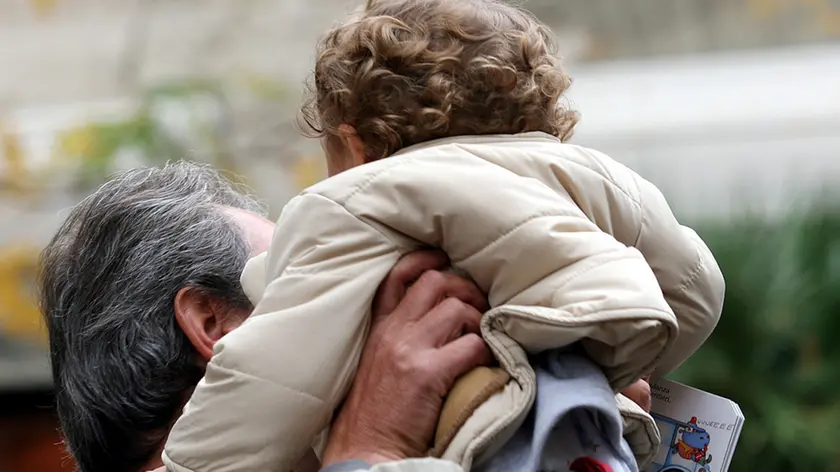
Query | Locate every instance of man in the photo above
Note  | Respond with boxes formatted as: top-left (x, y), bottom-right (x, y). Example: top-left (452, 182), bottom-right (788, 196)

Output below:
top-left (39, 162), bottom-right (651, 472)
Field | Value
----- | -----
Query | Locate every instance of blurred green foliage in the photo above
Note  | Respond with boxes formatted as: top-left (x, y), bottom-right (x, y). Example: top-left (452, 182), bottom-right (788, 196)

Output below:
top-left (674, 206), bottom-right (840, 472)
top-left (56, 79), bottom-right (236, 191)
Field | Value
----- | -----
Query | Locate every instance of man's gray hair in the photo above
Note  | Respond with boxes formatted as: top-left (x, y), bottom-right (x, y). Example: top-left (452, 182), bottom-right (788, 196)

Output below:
top-left (39, 161), bottom-right (266, 472)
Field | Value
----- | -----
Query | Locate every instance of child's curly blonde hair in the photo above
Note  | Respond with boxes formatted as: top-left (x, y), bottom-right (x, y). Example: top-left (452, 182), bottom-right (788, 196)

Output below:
top-left (300, 0), bottom-right (578, 161)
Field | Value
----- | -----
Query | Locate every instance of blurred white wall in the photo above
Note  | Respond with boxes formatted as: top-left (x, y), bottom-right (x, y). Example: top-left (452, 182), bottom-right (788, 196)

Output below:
top-left (0, 0), bottom-right (352, 106)
top-left (0, 0), bottom-right (839, 236)
top-left (568, 43), bottom-right (840, 219)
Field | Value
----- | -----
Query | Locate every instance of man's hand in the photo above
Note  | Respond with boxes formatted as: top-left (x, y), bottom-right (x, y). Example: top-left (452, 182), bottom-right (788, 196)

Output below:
top-left (322, 250), bottom-right (492, 467)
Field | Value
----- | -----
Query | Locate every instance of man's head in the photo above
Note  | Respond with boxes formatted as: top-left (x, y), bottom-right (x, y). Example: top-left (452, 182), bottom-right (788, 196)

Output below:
top-left (39, 161), bottom-right (273, 472)
top-left (301, 0), bottom-right (578, 175)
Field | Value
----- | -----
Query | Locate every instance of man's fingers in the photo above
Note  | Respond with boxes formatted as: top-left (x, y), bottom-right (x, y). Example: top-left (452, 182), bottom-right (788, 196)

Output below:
top-left (395, 270), bottom-right (489, 323)
top-left (387, 270), bottom-right (449, 322)
top-left (435, 334), bottom-right (494, 388)
top-left (417, 298), bottom-right (483, 346)
top-left (438, 272), bottom-right (489, 313)
top-left (384, 250), bottom-right (449, 290)
top-left (373, 250), bottom-right (449, 318)
top-left (399, 270), bottom-right (487, 321)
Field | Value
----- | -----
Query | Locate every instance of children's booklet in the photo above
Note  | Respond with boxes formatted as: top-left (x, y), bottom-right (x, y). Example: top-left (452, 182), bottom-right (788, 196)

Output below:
top-left (642, 379), bottom-right (745, 472)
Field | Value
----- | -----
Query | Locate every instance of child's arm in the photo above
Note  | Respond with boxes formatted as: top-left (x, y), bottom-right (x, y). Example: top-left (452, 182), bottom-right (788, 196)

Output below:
top-left (628, 174), bottom-right (725, 377)
top-left (336, 155), bottom-right (678, 389)
top-left (163, 154), bottom-right (678, 472)
top-left (163, 194), bottom-right (403, 472)
top-left (494, 144), bottom-right (724, 377)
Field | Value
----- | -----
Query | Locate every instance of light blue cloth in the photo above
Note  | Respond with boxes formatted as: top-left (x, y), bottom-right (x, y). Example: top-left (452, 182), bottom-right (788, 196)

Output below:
top-left (321, 352), bottom-right (638, 472)
top-left (320, 459), bottom-right (371, 472)
top-left (477, 351), bottom-right (638, 472)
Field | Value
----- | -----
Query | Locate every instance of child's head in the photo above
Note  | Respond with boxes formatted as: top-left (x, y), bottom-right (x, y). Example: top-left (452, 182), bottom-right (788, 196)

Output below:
top-left (301, 0), bottom-right (578, 175)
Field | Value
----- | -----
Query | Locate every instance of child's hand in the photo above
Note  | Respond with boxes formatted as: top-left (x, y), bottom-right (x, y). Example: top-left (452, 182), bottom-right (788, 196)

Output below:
top-left (621, 377), bottom-right (652, 412)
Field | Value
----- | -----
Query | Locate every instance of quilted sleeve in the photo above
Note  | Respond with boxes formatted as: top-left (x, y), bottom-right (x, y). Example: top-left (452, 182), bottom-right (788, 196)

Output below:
top-left (163, 193), bottom-right (402, 472)
top-left (512, 144), bottom-right (724, 378)
top-left (630, 174), bottom-right (725, 377)
top-left (343, 154), bottom-right (679, 391)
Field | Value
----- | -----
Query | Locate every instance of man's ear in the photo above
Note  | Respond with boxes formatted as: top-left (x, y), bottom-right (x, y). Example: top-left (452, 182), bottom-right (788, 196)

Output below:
top-left (174, 287), bottom-right (241, 362)
top-left (338, 124), bottom-right (367, 167)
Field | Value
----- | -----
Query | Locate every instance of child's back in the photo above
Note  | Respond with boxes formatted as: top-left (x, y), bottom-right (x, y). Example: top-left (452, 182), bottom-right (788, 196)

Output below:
top-left (163, 1), bottom-right (724, 471)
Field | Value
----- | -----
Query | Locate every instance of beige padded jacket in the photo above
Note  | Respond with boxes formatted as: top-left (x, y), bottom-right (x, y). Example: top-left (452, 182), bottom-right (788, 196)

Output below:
top-left (162, 132), bottom-right (724, 472)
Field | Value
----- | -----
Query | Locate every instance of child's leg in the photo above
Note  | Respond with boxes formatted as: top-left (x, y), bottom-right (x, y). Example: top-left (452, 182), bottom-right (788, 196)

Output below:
top-left (478, 352), bottom-right (639, 472)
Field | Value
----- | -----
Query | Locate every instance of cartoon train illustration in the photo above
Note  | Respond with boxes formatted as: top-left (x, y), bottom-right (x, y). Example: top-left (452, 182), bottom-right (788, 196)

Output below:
top-left (646, 415), bottom-right (713, 472)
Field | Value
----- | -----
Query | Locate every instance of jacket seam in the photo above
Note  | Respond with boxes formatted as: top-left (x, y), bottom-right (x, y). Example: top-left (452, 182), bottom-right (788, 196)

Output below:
top-left (341, 156), bottom-right (419, 204)
top-left (316, 144), bottom-right (649, 280)
top-left (566, 145), bottom-right (642, 211)
top-left (630, 172), bottom-right (645, 247)
top-left (552, 249), bottom-right (642, 301)
top-left (450, 210), bottom-right (581, 265)
top-left (205, 362), bottom-right (324, 402)
top-left (484, 304), bottom-right (675, 396)
top-left (459, 142), bottom-right (645, 248)
top-left (495, 245), bottom-right (633, 309)
top-left (458, 142), bottom-right (644, 215)
top-left (675, 243), bottom-right (706, 294)
top-left (299, 192), bottom-right (407, 254)
top-left (524, 301), bottom-right (676, 325)
top-left (628, 174), bottom-right (707, 292)
top-left (336, 156), bottom-right (583, 263)
top-left (454, 213), bottom-right (639, 307)
top-left (330, 157), bottom-right (429, 250)
top-left (333, 142), bottom-right (644, 266)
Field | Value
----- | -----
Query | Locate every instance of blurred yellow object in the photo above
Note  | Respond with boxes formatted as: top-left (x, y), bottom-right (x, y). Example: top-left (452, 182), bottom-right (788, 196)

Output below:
top-left (1, 120), bottom-right (27, 193)
top-left (751, 0), bottom-right (840, 35)
top-left (821, 15), bottom-right (840, 35)
top-left (0, 246), bottom-right (45, 342)
top-left (293, 156), bottom-right (325, 191)
top-left (748, 0), bottom-right (780, 19)
top-left (815, 0), bottom-right (840, 35)
top-left (244, 74), bottom-right (292, 102)
top-left (29, 0), bottom-right (57, 17)
top-left (55, 125), bottom-right (99, 161)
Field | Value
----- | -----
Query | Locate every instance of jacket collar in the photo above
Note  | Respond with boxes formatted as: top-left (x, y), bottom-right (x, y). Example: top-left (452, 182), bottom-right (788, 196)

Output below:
top-left (391, 131), bottom-right (562, 158)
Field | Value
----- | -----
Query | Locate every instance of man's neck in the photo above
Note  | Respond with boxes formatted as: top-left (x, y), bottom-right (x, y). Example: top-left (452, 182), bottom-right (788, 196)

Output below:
top-left (140, 442), bottom-right (165, 471)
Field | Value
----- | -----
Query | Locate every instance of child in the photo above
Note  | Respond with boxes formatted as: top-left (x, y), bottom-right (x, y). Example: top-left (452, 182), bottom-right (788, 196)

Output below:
top-left (163, 1), bottom-right (724, 471)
